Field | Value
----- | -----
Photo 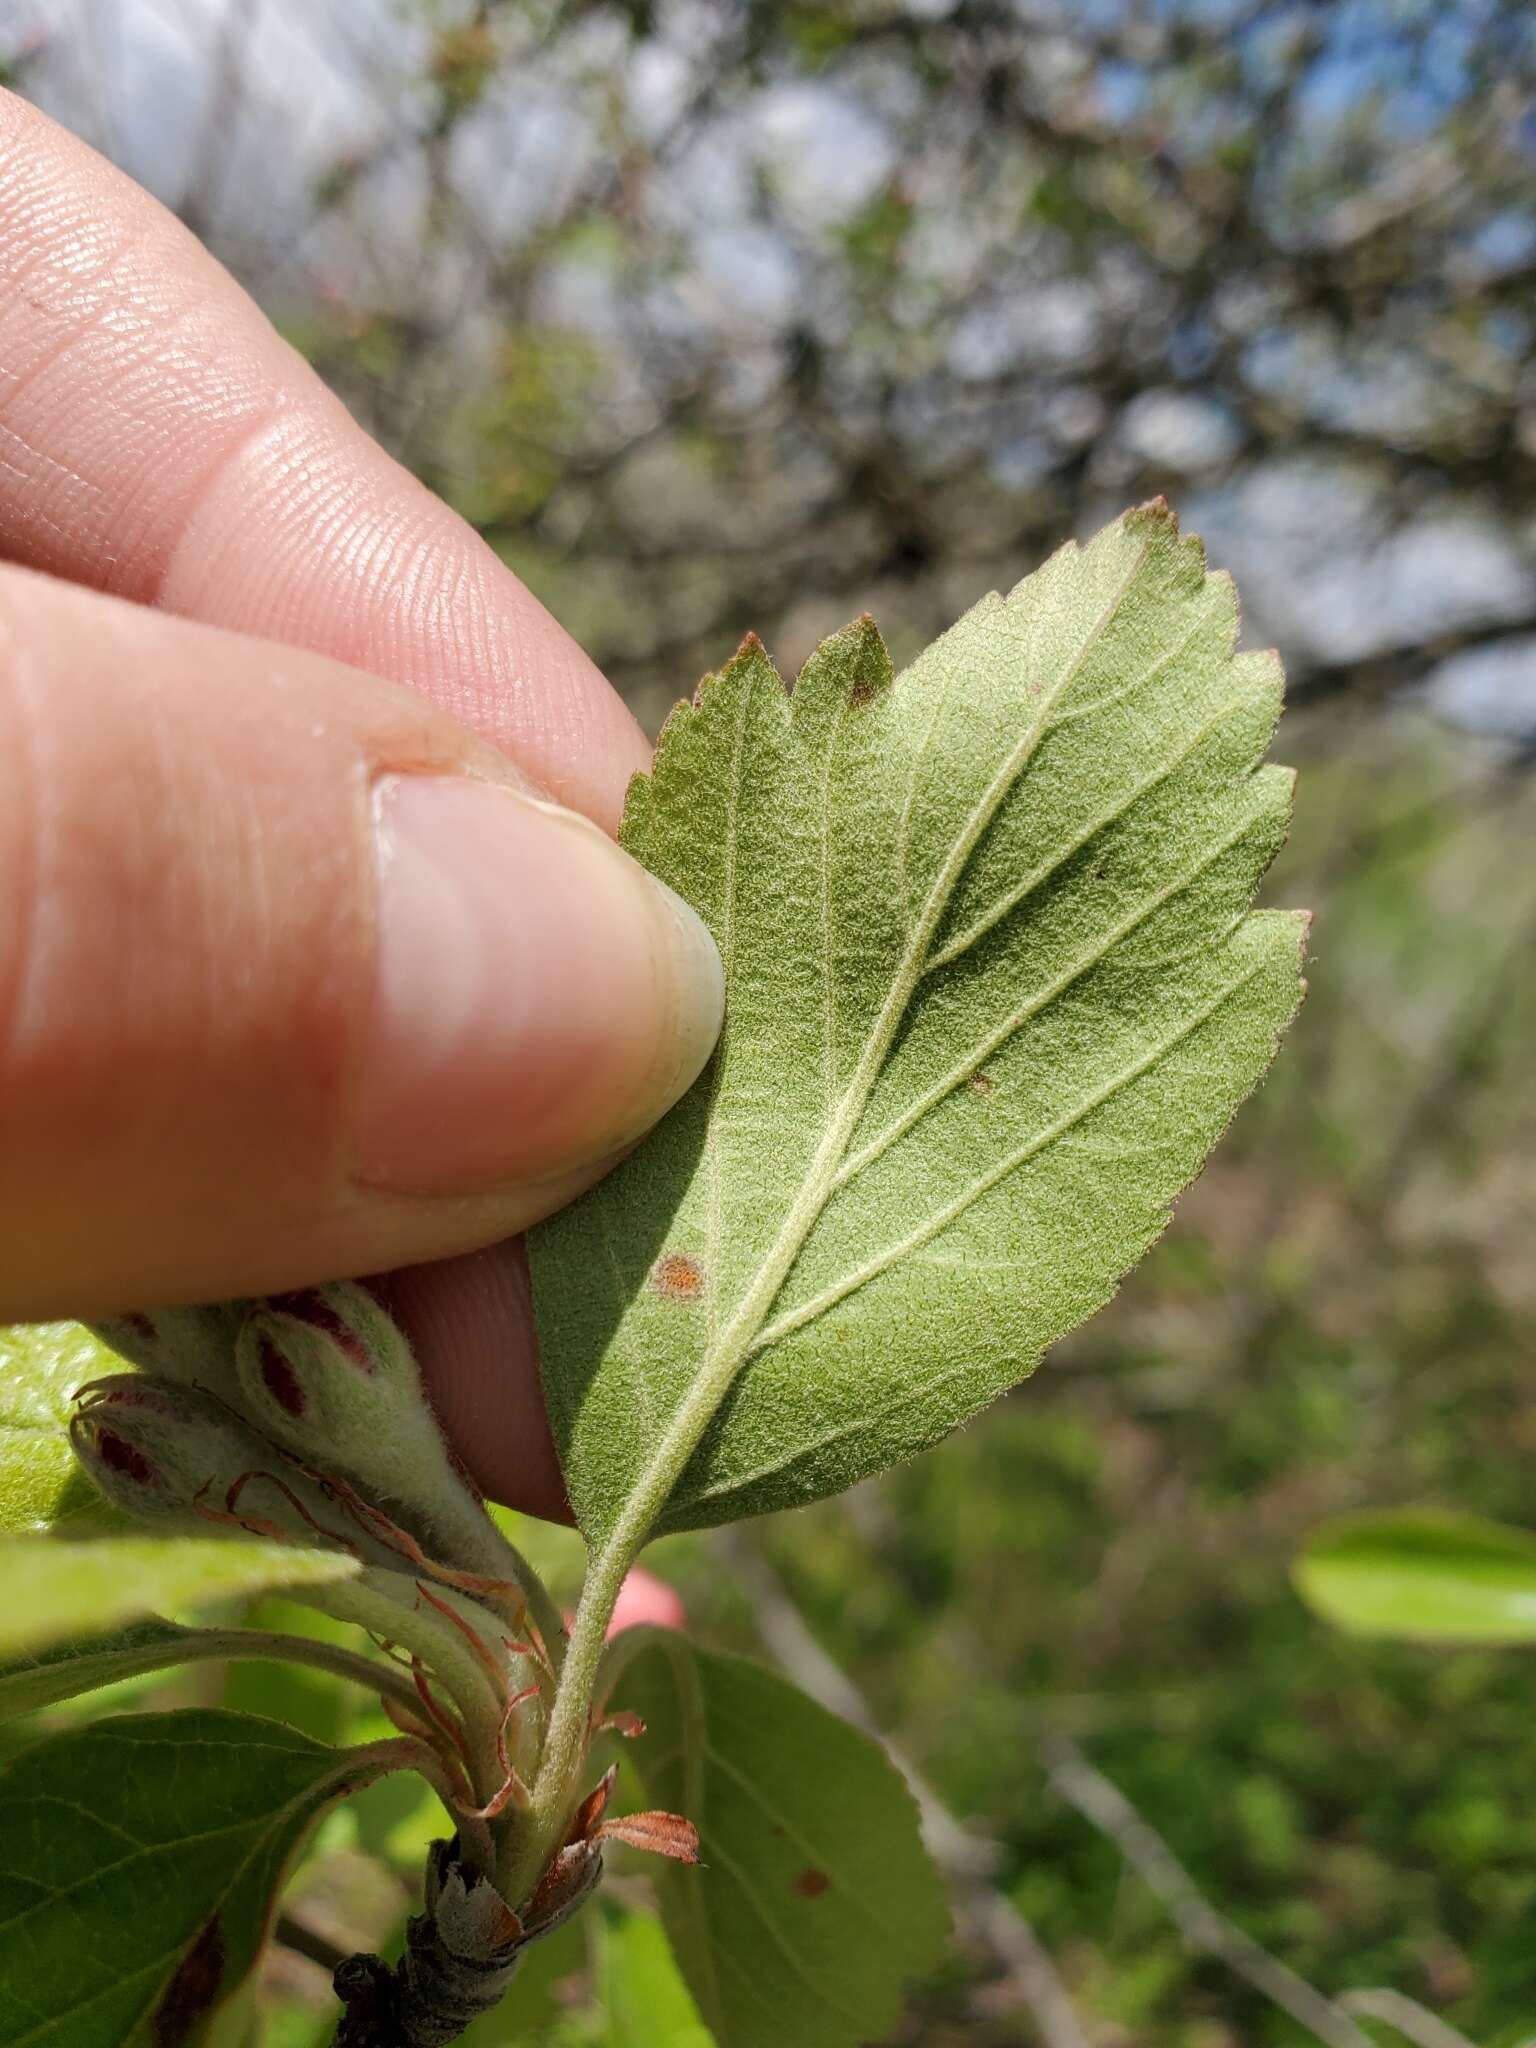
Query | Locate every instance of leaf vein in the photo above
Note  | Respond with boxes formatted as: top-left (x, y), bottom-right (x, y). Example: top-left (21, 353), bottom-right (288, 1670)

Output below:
top-left (751, 949), bottom-right (1273, 1356)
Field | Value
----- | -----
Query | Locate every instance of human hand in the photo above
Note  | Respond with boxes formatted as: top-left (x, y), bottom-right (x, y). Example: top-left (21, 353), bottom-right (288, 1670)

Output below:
top-left (0, 92), bottom-right (723, 1521)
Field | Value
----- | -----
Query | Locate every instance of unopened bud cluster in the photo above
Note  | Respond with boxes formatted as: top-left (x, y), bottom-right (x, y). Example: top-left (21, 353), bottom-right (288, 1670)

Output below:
top-left (75, 1287), bottom-right (553, 1753)
top-left (83, 1285), bottom-right (500, 1573)
top-left (72, 1282), bottom-right (690, 1999)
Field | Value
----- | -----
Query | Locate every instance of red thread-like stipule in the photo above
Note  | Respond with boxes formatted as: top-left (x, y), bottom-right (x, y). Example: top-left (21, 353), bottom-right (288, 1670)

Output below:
top-left (414, 1579), bottom-right (507, 1691)
top-left (225, 1468), bottom-right (364, 1560)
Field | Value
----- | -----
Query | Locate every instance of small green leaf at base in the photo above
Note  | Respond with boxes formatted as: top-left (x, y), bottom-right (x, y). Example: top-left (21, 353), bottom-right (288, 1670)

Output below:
top-left (614, 1632), bottom-right (948, 2048)
top-left (0, 1711), bottom-right (406, 2047)
top-left (0, 1532), bottom-right (360, 1659)
top-left (1295, 1509), bottom-right (1536, 1645)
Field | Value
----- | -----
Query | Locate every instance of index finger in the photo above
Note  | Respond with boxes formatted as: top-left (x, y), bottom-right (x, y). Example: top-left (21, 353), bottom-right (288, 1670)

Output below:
top-left (0, 90), bottom-right (647, 826)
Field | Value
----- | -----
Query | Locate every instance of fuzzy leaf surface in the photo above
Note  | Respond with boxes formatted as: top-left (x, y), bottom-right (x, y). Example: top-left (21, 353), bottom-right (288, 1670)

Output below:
top-left (1296, 1510), bottom-right (1536, 1645)
top-left (0, 1322), bottom-right (124, 1533)
top-left (530, 505), bottom-right (1305, 1541)
top-left (616, 1633), bottom-right (947, 2048)
top-left (0, 1710), bottom-right (397, 2046)
top-left (0, 1533), bottom-right (358, 1658)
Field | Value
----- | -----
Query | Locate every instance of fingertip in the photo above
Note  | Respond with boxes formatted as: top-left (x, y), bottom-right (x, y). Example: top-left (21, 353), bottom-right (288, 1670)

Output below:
top-left (378, 1241), bottom-right (571, 1524)
top-left (354, 776), bottom-right (723, 1197)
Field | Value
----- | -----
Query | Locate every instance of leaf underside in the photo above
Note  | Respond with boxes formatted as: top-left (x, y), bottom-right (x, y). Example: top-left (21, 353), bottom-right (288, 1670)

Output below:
top-left (618, 1634), bottom-right (948, 2048)
top-left (530, 503), bottom-right (1306, 1543)
top-left (0, 1711), bottom-right (384, 2047)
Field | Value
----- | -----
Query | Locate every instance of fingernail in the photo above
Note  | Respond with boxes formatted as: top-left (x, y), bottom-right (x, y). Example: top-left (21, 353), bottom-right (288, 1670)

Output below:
top-left (355, 775), bottom-right (723, 1194)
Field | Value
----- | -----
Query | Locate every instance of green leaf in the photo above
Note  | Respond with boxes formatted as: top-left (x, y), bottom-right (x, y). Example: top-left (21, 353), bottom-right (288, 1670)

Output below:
top-left (0, 1322), bottom-right (125, 1532)
top-left (0, 1533), bottom-right (359, 1658)
top-left (614, 1632), bottom-right (947, 2048)
top-left (0, 1710), bottom-right (406, 2046)
top-left (0, 1619), bottom-right (198, 1721)
top-left (1295, 1509), bottom-right (1536, 1645)
top-left (596, 1907), bottom-right (713, 2048)
top-left (530, 504), bottom-right (1305, 1542)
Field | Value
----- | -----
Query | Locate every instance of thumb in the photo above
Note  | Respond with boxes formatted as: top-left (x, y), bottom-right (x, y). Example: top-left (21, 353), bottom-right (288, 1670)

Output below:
top-left (0, 567), bottom-right (722, 1319)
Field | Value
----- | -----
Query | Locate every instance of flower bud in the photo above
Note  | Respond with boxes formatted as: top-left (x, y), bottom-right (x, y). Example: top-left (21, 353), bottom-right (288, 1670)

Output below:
top-left (234, 1285), bottom-right (508, 1581)
top-left (86, 1304), bottom-right (247, 1392)
top-left (70, 1373), bottom-right (393, 1566)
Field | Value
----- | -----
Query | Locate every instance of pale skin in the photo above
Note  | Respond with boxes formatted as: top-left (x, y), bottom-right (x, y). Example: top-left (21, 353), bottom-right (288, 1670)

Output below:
top-left (0, 91), bottom-right (723, 1550)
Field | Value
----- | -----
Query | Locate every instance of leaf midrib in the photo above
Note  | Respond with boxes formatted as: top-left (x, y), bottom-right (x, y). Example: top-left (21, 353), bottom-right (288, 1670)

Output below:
top-left (923, 669), bottom-right (1259, 976)
top-left (833, 784), bottom-right (1275, 1190)
top-left (748, 941), bottom-right (1276, 1358)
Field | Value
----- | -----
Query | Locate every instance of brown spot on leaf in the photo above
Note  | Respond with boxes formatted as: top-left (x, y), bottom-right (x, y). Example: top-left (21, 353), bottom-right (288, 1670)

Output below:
top-left (970, 1071), bottom-right (995, 1095)
top-left (651, 1252), bottom-right (704, 1302)
top-left (258, 1336), bottom-right (306, 1417)
top-left (153, 1916), bottom-right (225, 2045)
top-left (94, 1430), bottom-right (155, 1487)
top-left (794, 1868), bottom-right (832, 1899)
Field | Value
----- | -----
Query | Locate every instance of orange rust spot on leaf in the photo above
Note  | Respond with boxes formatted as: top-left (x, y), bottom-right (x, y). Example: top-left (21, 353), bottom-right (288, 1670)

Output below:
top-left (153, 1917), bottom-right (225, 2045)
top-left (794, 1868), bottom-right (832, 1899)
top-left (651, 1252), bottom-right (704, 1302)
